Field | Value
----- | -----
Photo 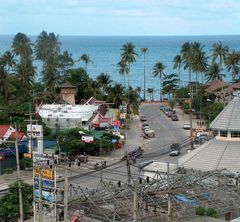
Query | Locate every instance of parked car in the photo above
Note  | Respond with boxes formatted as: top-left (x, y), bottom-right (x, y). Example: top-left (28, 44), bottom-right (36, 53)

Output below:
top-left (171, 114), bottom-right (178, 121)
top-left (142, 122), bottom-right (149, 127)
top-left (140, 115), bottom-right (147, 121)
top-left (170, 143), bottom-right (180, 151)
top-left (159, 104), bottom-right (166, 111)
top-left (166, 111), bottom-right (173, 118)
top-left (183, 122), bottom-right (191, 130)
top-left (169, 150), bottom-right (180, 156)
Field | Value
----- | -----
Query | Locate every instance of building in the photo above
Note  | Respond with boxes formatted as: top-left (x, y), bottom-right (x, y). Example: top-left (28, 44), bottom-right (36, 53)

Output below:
top-left (0, 125), bottom-right (26, 143)
top-left (179, 92), bottom-right (240, 173)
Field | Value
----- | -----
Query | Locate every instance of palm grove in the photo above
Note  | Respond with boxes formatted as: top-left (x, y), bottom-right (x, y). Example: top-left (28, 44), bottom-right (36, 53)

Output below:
top-left (1, 32), bottom-right (240, 128)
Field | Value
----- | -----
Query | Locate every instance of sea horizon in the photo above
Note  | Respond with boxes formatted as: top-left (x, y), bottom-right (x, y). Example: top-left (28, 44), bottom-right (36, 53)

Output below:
top-left (1, 34), bottom-right (240, 100)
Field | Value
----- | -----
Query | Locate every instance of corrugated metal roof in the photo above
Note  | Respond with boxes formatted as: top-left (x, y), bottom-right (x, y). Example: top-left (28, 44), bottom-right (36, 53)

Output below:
top-left (179, 138), bottom-right (240, 173)
top-left (210, 96), bottom-right (240, 130)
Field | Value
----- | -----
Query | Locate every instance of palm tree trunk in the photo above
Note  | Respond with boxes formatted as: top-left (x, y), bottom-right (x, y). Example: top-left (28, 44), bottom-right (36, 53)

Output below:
top-left (143, 53), bottom-right (146, 101)
top-left (160, 75), bottom-right (162, 102)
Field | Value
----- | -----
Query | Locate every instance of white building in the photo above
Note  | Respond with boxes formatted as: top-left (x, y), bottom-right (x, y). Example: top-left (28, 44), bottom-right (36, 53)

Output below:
top-left (179, 92), bottom-right (240, 173)
top-left (38, 103), bottom-right (99, 130)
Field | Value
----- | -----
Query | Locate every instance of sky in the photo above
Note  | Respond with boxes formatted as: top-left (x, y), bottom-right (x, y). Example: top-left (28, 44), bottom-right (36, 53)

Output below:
top-left (0, 0), bottom-right (239, 36)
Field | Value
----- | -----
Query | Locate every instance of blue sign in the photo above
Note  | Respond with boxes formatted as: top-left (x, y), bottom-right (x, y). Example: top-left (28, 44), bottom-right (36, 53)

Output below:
top-left (34, 178), bottom-right (54, 189)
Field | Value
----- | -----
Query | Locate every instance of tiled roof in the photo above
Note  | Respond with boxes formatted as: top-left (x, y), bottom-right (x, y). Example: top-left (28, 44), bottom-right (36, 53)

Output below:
top-left (210, 96), bottom-right (240, 130)
top-left (179, 139), bottom-right (240, 173)
top-left (0, 125), bottom-right (11, 138)
top-left (205, 80), bottom-right (228, 92)
top-left (10, 132), bottom-right (25, 140)
top-left (60, 82), bottom-right (76, 88)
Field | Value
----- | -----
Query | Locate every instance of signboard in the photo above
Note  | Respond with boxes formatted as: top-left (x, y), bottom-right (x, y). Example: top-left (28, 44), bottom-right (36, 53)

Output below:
top-left (34, 168), bottom-right (55, 180)
top-left (82, 135), bottom-right (94, 143)
top-left (34, 189), bottom-right (55, 203)
top-left (34, 178), bottom-right (54, 189)
top-left (27, 124), bottom-right (43, 138)
top-left (120, 113), bottom-right (126, 119)
top-left (24, 153), bottom-right (32, 159)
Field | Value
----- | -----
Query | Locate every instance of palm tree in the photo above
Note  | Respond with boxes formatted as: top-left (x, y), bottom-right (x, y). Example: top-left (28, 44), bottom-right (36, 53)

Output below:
top-left (191, 42), bottom-right (208, 93)
top-left (211, 41), bottom-right (229, 66)
top-left (0, 65), bottom-right (16, 104)
top-left (35, 31), bottom-right (61, 96)
top-left (126, 86), bottom-right (140, 114)
top-left (0, 51), bottom-right (16, 72)
top-left (106, 83), bottom-right (125, 108)
top-left (162, 73), bottom-right (179, 100)
top-left (136, 86), bottom-right (141, 99)
top-left (147, 88), bottom-right (154, 101)
top-left (117, 60), bottom-right (129, 88)
top-left (205, 63), bottom-right (225, 82)
top-left (120, 42), bottom-right (138, 90)
top-left (152, 62), bottom-right (165, 101)
top-left (173, 54), bottom-right (182, 86)
top-left (224, 50), bottom-right (240, 82)
top-left (141, 47), bottom-right (148, 101)
top-left (90, 80), bottom-right (100, 97)
top-left (58, 51), bottom-right (74, 78)
top-left (96, 73), bottom-right (112, 94)
top-left (80, 54), bottom-right (91, 73)
top-left (12, 33), bottom-right (35, 98)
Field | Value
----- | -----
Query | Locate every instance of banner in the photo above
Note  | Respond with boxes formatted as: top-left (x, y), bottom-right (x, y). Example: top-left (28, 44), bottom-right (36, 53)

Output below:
top-left (34, 168), bottom-right (55, 180)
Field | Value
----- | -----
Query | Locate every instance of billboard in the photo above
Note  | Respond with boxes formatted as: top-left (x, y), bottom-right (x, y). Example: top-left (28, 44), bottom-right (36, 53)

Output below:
top-left (34, 178), bottom-right (54, 189)
top-left (27, 124), bottom-right (43, 138)
top-left (34, 168), bottom-right (55, 180)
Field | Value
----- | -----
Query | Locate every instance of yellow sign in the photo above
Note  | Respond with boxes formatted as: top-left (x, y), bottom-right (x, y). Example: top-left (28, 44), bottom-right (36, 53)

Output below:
top-left (34, 168), bottom-right (55, 180)
top-left (24, 153), bottom-right (32, 159)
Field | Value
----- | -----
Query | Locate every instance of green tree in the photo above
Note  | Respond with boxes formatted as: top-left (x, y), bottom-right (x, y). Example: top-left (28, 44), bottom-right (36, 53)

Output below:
top-left (0, 181), bottom-right (33, 221)
top-left (211, 41), bottom-right (229, 67)
top-left (141, 47), bottom-right (148, 101)
top-left (162, 73), bottom-right (179, 100)
top-left (152, 62), bottom-right (165, 101)
top-left (127, 87), bottom-right (140, 114)
top-left (66, 68), bottom-right (93, 102)
top-left (173, 54), bottom-right (182, 86)
top-left (106, 83), bottom-right (125, 108)
top-left (205, 63), bottom-right (225, 82)
top-left (80, 53), bottom-right (91, 73)
top-left (58, 51), bottom-right (74, 78)
top-left (117, 60), bottom-right (129, 88)
top-left (35, 31), bottom-right (61, 97)
top-left (12, 33), bottom-right (35, 100)
top-left (120, 42), bottom-right (138, 89)
top-left (90, 80), bottom-right (100, 98)
top-left (96, 72), bottom-right (112, 95)
top-left (147, 88), bottom-right (154, 101)
top-left (224, 50), bottom-right (240, 82)
top-left (0, 63), bottom-right (16, 104)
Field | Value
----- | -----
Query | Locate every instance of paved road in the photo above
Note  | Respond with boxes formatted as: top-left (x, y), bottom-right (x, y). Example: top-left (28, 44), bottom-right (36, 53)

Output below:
top-left (67, 103), bottom-right (190, 188)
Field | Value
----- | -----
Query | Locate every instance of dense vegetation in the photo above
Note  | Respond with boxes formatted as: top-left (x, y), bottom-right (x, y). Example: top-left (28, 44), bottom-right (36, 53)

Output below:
top-left (0, 181), bottom-right (33, 221)
top-left (1, 32), bottom-right (240, 129)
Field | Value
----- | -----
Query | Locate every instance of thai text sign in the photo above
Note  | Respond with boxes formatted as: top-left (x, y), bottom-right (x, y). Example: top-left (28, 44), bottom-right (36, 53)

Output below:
top-left (27, 124), bottom-right (43, 138)
top-left (34, 168), bottom-right (55, 180)
top-left (82, 135), bottom-right (94, 143)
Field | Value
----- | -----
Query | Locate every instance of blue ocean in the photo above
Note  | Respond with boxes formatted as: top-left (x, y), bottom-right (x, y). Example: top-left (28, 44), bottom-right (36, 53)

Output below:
top-left (1, 35), bottom-right (240, 98)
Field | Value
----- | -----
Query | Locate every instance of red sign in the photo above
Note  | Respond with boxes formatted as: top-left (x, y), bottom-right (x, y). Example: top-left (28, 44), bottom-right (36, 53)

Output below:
top-left (82, 135), bottom-right (94, 143)
top-left (0, 153), bottom-right (4, 160)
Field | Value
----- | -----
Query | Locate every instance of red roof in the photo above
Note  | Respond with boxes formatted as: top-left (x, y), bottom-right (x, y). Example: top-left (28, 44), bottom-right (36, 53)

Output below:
top-left (10, 132), bottom-right (25, 140)
top-left (0, 125), bottom-right (11, 139)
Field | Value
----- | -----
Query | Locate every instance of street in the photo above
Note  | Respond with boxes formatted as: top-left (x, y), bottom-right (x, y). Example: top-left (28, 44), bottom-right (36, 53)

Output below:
top-left (67, 103), bottom-right (190, 188)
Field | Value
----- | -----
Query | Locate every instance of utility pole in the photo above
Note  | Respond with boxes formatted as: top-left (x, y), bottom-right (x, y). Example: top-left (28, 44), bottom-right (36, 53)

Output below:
top-left (167, 162), bottom-right (172, 222)
top-left (64, 166), bottom-right (69, 222)
top-left (38, 169), bottom-right (43, 222)
top-left (189, 69), bottom-right (194, 150)
top-left (15, 129), bottom-right (24, 222)
top-left (133, 185), bottom-right (138, 221)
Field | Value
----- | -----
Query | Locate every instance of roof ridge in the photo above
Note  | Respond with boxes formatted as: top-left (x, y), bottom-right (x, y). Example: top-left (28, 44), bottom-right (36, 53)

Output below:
top-left (216, 141), bottom-right (229, 170)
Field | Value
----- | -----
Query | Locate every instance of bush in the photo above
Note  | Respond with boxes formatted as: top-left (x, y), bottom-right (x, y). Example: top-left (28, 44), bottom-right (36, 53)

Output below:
top-left (4, 168), bottom-right (13, 175)
top-left (206, 208), bottom-right (219, 218)
top-left (20, 158), bottom-right (33, 170)
top-left (196, 206), bottom-right (205, 216)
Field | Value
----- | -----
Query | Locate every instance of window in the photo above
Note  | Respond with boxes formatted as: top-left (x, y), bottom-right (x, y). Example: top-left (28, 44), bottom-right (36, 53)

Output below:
top-left (231, 131), bottom-right (240, 138)
top-left (220, 131), bottom-right (227, 137)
